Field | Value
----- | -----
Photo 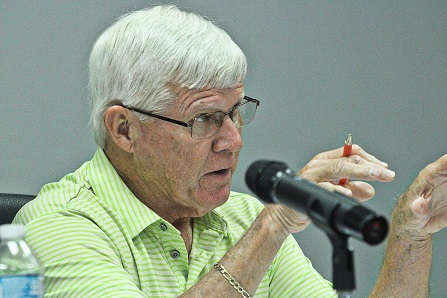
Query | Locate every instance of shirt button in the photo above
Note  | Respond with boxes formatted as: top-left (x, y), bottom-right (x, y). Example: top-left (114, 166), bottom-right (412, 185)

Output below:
top-left (160, 223), bottom-right (167, 231)
top-left (170, 250), bottom-right (180, 259)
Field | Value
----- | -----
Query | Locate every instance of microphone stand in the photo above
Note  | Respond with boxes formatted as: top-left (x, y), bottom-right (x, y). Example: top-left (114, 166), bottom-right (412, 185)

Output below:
top-left (310, 210), bottom-right (356, 297)
top-left (327, 232), bottom-right (355, 298)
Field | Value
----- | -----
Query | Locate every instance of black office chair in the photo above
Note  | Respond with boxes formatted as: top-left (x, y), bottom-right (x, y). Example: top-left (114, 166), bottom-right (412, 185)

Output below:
top-left (0, 193), bottom-right (35, 225)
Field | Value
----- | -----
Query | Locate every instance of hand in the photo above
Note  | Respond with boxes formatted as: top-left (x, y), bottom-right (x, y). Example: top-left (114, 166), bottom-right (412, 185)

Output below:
top-left (298, 144), bottom-right (395, 201)
top-left (393, 154), bottom-right (447, 238)
top-left (263, 203), bottom-right (311, 235)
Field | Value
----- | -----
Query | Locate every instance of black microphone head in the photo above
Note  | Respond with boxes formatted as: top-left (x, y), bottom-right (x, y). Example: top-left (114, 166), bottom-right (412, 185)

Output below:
top-left (245, 160), bottom-right (290, 202)
top-left (344, 208), bottom-right (389, 245)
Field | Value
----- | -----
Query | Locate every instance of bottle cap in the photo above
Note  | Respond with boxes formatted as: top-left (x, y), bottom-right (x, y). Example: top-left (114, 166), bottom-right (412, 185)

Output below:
top-left (0, 224), bottom-right (26, 240)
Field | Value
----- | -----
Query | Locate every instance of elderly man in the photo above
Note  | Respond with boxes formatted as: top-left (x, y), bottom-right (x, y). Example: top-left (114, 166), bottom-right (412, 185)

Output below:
top-left (15, 5), bottom-right (447, 297)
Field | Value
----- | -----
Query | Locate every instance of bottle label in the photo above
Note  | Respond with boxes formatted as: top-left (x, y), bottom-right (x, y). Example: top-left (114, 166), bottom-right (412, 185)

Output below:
top-left (0, 275), bottom-right (43, 298)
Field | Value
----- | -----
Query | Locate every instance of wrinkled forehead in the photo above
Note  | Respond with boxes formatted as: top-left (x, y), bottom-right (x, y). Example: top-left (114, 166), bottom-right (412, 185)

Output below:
top-left (168, 82), bottom-right (245, 113)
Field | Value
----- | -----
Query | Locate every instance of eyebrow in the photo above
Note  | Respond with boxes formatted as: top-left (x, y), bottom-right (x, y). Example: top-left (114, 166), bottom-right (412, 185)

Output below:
top-left (190, 99), bottom-right (245, 118)
top-left (187, 96), bottom-right (244, 117)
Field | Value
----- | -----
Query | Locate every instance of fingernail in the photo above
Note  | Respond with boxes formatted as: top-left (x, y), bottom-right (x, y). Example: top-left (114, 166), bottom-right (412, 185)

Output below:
top-left (369, 169), bottom-right (381, 177)
top-left (384, 170), bottom-right (395, 179)
top-left (341, 188), bottom-right (352, 197)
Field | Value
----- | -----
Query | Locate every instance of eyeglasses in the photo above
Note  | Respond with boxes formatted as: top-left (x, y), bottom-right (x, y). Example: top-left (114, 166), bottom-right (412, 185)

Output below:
top-left (120, 95), bottom-right (259, 139)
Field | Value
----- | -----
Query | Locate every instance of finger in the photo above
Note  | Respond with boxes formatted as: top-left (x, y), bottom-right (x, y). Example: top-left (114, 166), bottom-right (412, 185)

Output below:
top-left (350, 145), bottom-right (389, 168)
top-left (322, 181), bottom-right (375, 202)
top-left (318, 181), bottom-right (353, 197)
top-left (406, 154), bottom-right (447, 199)
top-left (422, 154), bottom-right (447, 184)
top-left (313, 144), bottom-right (389, 168)
top-left (341, 156), bottom-right (396, 182)
top-left (345, 181), bottom-right (376, 201)
top-left (301, 158), bottom-right (395, 182)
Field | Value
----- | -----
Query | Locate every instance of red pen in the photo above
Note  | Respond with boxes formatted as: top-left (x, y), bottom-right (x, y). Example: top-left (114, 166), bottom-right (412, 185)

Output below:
top-left (338, 134), bottom-right (352, 185)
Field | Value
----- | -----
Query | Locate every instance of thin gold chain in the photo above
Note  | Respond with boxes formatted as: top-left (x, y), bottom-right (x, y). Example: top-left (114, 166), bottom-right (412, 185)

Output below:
top-left (214, 263), bottom-right (251, 298)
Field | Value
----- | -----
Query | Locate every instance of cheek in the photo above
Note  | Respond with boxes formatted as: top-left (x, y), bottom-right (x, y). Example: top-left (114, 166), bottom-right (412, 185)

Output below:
top-left (165, 140), bottom-right (208, 177)
top-left (144, 130), bottom-right (210, 181)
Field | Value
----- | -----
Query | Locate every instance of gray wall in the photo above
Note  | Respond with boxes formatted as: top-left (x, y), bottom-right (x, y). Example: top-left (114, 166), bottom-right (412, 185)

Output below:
top-left (1, 1), bottom-right (446, 297)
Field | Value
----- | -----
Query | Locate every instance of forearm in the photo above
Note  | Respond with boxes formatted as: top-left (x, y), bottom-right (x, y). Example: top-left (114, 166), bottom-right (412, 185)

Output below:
top-left (371, 154), bottom-right (447, 297)
top-left (181, 206), bottom-right (289, 297)
top-left (371, 224), bottom-right (432, 297)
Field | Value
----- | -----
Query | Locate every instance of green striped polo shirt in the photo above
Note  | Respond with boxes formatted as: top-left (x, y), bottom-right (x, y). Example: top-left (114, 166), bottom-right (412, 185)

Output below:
top-left (14, 148), bottom-right (336, 297)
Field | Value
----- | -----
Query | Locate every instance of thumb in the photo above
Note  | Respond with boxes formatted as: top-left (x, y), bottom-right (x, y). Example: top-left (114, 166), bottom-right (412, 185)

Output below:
top-left (411, 196), bottom-right (430, 218)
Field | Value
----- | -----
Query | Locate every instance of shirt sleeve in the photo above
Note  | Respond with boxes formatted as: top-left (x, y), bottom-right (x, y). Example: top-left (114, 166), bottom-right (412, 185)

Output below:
top-left (267, 235), bottom-right (337, 297)
top-left (21, 211), bottom-right (148, 298)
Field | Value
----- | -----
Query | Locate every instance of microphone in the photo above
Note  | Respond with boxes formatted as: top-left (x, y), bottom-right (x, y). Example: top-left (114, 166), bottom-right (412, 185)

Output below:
top-left (245, 160), bottom-right (388, 245)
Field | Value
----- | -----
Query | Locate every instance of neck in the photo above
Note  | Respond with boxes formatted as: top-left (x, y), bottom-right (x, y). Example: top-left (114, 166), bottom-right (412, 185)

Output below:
top-left (173, 218), bottom-right (194, 254)
top-left (104, 144), bottom-right (195, 253)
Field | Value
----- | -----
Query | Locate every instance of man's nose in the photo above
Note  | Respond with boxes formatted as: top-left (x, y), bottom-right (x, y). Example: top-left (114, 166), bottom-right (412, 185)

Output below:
top-left (212, 115), bottom-right (243, 153)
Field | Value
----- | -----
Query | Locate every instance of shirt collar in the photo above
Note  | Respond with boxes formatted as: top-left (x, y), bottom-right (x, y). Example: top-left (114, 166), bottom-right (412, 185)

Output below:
top-left (87, 148), bottom-right (159, 238)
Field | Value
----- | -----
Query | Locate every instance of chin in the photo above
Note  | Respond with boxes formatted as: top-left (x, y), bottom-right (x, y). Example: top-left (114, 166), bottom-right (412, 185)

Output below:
top-left (197, 188), bottom-right (231, 213)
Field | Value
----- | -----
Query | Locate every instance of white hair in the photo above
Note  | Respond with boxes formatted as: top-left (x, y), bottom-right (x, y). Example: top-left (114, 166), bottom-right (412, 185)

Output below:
top-left (88, 5), bottom-right (248, 148)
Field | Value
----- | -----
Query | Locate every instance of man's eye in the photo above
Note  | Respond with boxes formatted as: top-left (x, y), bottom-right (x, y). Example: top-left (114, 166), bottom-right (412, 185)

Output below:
top-left (194, 113), bottom-right (213, 124)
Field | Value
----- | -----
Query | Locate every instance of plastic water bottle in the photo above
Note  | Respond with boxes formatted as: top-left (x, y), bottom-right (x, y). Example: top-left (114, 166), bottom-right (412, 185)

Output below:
top-left (0, 224), bottom-right (43, 298)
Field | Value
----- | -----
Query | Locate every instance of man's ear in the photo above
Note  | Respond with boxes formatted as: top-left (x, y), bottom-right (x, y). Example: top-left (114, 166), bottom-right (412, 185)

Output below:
top-left (103, 105), bottom-right (136, 153)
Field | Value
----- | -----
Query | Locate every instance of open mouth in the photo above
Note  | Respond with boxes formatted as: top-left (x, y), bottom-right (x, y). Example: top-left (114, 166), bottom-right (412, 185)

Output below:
top-left (209, 168), bottom-right (231, 177)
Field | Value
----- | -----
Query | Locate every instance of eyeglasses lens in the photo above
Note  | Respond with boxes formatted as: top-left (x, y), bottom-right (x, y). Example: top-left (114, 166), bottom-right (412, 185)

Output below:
top-left (191, 100), bottom-right (257, 139)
